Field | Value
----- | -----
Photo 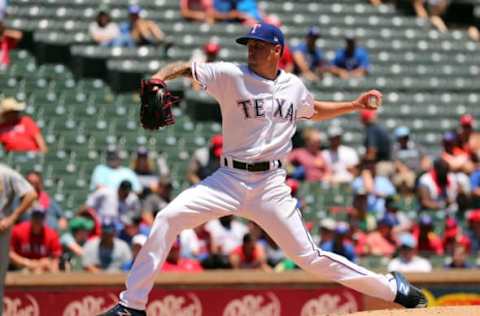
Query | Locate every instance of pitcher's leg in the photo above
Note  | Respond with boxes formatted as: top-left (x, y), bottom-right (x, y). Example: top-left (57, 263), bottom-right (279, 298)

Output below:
top-left (251, 207), bottom-right (397, 302)
top-left (119, 172), bottom-right (241, 310)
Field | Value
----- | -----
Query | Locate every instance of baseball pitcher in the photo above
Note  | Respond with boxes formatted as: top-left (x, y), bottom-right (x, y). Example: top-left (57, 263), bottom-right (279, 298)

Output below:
top-left (101, 23), bottom-right (427, 316)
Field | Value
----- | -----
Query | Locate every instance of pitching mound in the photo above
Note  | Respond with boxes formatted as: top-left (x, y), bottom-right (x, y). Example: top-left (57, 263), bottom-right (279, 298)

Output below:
top-left (348, 306), bottom-right (479, 316)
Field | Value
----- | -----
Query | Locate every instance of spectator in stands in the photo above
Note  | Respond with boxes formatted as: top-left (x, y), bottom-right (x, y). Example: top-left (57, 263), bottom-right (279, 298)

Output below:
top-left (180, 0), bottom-right (214, 24)
top-left (292, 26), bottom-right (329, 81)
top-left (365, 214), bottom-right (398, 257)
top-left (142, 176), bottom-right (172, 225)
top-left (89, 7), bottom-right (121, 47)
top-left (457, 114), bottom-right (479, 157)
top-left (60, 217), bottom-right (94, 271)
top-left (118, 213), bottom-right (149, 246)
top-left (187, 134), bottom-right (223, 184)
top-left (0, 164), bottom-right (37, 305)
top-left (0, 98), bottom-right (47, 153)
top-left (210, 0), bottom-right (246, 23)
top-left (90, 147), bottom-right (142, 192)
top-left (360, 110), bottom-right (391, 162)
top-left (82, 219), bottom-right (132, 272)
top-left (471, 155), bottom-right (480, 208)
top-left (205, 215), bottom-right (249, 256)
top-left (319, 218), bottom-right (336, 245)
top-left (417, 158), bottom-right (458, 212)
top-left (392, 126), bottom-right (428, 174)
top-left (384, 196), bottom-right (412, 234)
top-left (387, 233), bottom-right (432, 273)
top-left (76, 205), bottom-right (101, 238)
top-left (287, 128), bottom-right (330, 182)
top-left (413, 214), bottom-right (443, 256)
top-left (352, 158), bottom-right (396, 215)
top-left (411, 0), bottom-right (448, 33)
top-left (229, 233), bottom-right (271, 270)
top-left (123, 234), bottom-right (147, 271)
top-left (320, 222), bottom-right (357, 262)
top-left (264, 15), bottom-right (294, 73)
top-left (467, 210), bottom-right (480, 255)
top-left (322, 126), bottom-right (359, 185)
top-left (161, 238), bottom-right (203, 272)
top-left (442, 217), bottom-right (471, 257)
top-left (330, 35), bottom-right (370, 80)
top-left (26, 171), bottom-right (66, 231)
top-left (0, 21), bottom-right (23, 69)
top-left (131, 147), bottom-right (169, 191)
top-left (235, 0), bottom-right (265, 26)
top-left (441, 131), bottom-right (474, 175)
top-left (120, 5), bottom-right (168, 47)
top-left (445, 243), bottom-right (473, 269)
top-left (9, 208), bottom-right (61, 273)
top-left (86, 180), bottom-right (141, 223)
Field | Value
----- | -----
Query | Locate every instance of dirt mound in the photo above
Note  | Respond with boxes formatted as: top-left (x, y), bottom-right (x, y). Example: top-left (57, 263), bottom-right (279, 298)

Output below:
top-left (348, 306), bottom-right (479, 316)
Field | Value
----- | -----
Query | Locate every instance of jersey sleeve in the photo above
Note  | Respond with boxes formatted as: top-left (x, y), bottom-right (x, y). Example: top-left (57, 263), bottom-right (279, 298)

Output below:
top-left (296, 81), bottom-right (315, 120)
top-left (191, 61), bottom-right (231, 98)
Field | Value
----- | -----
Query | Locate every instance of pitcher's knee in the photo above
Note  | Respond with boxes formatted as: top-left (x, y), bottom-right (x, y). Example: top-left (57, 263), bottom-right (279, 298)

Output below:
top-left (291, 249), bottom-right (320, 270)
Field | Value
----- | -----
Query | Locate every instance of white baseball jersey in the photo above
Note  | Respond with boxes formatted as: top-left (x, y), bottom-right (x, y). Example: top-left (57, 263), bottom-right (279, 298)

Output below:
top-left (192, 62), bottom-right (316, 161)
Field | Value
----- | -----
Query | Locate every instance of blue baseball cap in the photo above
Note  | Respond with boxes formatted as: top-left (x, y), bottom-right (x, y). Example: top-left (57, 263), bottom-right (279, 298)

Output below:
top-left (128, 4), bottom-right (141, 15)
top-left (399, 233), bottom-right (417, 249)
top-left (236, 23), bottom-right (284, 48)
top-left (307, 26), bottom-right (321, 38)
top-left (394, 126), bottom-right (410, 139)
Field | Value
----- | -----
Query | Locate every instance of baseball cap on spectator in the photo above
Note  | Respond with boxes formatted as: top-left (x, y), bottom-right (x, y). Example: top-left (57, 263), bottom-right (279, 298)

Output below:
top-left (442, 131), bottom-right (457, 143)
top-left (419, 214), bottom-right (433, 226)
top-left (467, 209), bottom-right (480, 223)
top-left (320, 218), bottom-right (336, 231)
top-left (69, 217), bottom-right (94, 232)
top-left (128, 4), bottom-right (142, 15)
top-left (31, 207), bottom-right (47, 218)
top-left (101, 219), bottom-right (116, 234)
top-left (0, 97), bottom-right (26, 114)
top-left (328, 126), bottom-right (343, 138)
top-left (444, 217), bottom-right (458, 239)
top-left (307, 26), bottom-right (321, 38)
top-left (132, 234), bottom-right (147, 247)
top-left (360, 109), bottom-right (376, 122)
top-left (399, 233), bottom-right (417, 249)
top-left (460, 114), bottom-right (474, 127)
top-left (286, 178), bottom-right (299, 195)
top-left (210, 134), bottom-right (223, 158)
top-left (136, 146), bottom-right (149, 157)
top-left (394, 126), bottom-right (410, 139)
top-left (335, 222), bottom-right (349, 235)
top-left (203, 42), bottom-right (221, 55)
top-left (378, 214), bottom-right (398, 228)
top-left (236, 23), bottom-right (285, 49)
top-left (106, 147), bottom-right (120, 161)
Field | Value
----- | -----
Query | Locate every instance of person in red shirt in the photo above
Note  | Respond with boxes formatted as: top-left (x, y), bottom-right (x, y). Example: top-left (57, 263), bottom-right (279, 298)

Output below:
top-left (9, 208), bottom-right (62, 273)
top-left (287, 128), bottom-right (330, 182)
top-left (229, 233), bottom-right (271, 271)
top-left (0, 21), bottom-right (23, 68)
top-left (0, 98), bottom-right (48, 153)
top-left (412, 214), bottom-right (443, 256)
top-left (161, 238), bottom-right (203, 272)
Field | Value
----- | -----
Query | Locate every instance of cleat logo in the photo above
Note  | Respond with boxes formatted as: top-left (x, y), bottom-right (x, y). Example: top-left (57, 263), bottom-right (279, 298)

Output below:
top-left (399, 282), bottom-right (410, 296)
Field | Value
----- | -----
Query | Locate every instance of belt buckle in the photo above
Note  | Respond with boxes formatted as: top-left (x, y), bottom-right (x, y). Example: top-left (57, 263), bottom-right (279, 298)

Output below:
top-left (246, 163), bottom-right (254, 171)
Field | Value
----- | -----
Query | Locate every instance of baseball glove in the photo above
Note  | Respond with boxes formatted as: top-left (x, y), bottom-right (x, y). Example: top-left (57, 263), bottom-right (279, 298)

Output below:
top-left (139, 79), bottom-right (179, 130)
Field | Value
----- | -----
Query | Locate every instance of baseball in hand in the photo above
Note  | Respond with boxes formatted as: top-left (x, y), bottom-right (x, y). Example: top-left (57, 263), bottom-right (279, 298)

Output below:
top-left (367, 95), bottom-right (379, 108)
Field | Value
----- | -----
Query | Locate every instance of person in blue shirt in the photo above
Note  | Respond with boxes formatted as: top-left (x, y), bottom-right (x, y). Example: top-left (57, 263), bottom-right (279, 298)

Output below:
top-left (320, 222), bottom-right (357, 263)
top-left (331, 35), bottom-right (370, 80)
top-left (292, 26), bottom-right (330, 81)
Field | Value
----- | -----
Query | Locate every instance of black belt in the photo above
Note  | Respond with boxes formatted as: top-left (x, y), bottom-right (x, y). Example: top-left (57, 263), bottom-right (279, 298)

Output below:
top-left (225, 158), bottom-right (282, 172)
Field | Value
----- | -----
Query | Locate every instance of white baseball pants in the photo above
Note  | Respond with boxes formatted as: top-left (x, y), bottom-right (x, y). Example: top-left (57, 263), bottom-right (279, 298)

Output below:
top-left (120, 167), bottom-right (397, 310)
